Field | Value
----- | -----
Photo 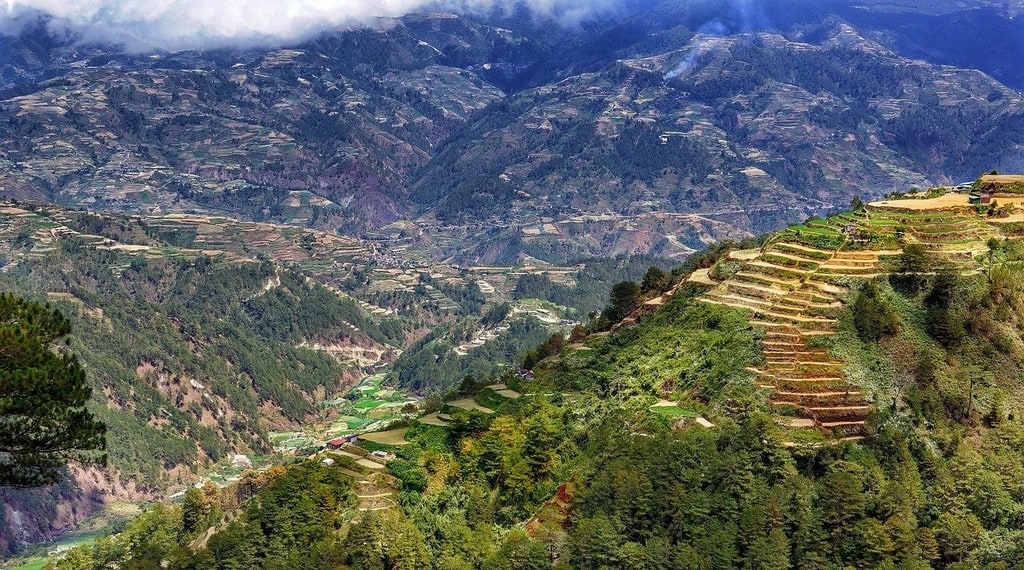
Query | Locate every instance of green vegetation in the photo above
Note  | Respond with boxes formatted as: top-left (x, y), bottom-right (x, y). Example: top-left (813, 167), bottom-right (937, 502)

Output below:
top-left (549, 285), bottom-right (761, 404)
top-left (381, 256), bottom-right (668, 394)
top-left (0, 245), bottom-right (396, 487)
top-left (0, 294), bottom-right (106, 487)
top-left (30, 196), bottom-right (1024, 568)
top-left (52, 464), bottom-right (359, 570)
top-left (647, 403), bottom-right (697, 418)
top-left (389, 315), bottom-right (553, 393)
top-left (45, 218), bottom-right (1024, 568)
top-left (851, 281), bottom-right (899, 342)
top-left (512, 255), bottom-right (670, 315)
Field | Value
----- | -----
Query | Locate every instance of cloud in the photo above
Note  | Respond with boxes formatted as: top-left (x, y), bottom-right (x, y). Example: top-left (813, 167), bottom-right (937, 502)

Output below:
top-left (0, 0), bottom-right (626, 52)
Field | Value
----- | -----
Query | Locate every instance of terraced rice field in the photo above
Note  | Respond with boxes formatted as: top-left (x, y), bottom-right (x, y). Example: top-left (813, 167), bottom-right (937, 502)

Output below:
top-left (696, 197), bottom-right (1002, 437)
top-left (699, 237), bottom-right (874, 437)
top-left (862, 208), bottom-right (996, 262)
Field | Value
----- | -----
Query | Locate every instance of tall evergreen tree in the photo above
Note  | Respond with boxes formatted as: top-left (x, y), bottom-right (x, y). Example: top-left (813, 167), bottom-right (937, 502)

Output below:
top-left (0, 294), bottom-right (106, 487)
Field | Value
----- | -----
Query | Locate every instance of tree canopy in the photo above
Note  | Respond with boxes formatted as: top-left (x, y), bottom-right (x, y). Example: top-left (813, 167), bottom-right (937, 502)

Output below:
top-left (0, 294), bottom-right (106, 487)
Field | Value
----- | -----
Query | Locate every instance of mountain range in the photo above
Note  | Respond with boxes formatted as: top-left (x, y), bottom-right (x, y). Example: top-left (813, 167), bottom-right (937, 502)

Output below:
top-left (2, 0), bottom-right (1024, 263)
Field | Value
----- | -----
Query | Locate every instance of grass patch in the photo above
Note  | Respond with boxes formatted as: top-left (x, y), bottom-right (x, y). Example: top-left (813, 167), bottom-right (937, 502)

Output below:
top-left (8, 560), bottom-right (48, 570)
top-left (762, 253), bottom-right (819, 270)
top-left (773, 243), bottom-right (833, 260)
top-left (648, 404), bottom-right (698, 418)
top-left (789, 224), bottom-right (840, 236)
top-left (445, 398), bottom-right (495, 414)
top-left (547, 290), bottom-right (761, 406)
top-left (353, 399), bottom-right (385, 410)
top-left (475, 388), bottom-right (507, 411)
top-left (360, 428), bottom-right (410, 446)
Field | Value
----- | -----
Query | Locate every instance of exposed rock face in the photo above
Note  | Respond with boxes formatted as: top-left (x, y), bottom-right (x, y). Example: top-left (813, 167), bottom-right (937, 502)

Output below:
top-left (0, 468), bottom-right (152, 557)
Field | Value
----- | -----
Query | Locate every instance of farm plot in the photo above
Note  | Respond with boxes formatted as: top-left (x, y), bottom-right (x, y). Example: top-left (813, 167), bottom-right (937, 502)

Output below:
top-left (359, 428), bottom-right (410, 446)
top-left (447, 398), bottom-right (495, 414)
top-left (318, 373), bottom-right (418, 439)
top-left (486, 383), bottom-right (523, 399)
top-left (418, 412), bottom-right (454, 427)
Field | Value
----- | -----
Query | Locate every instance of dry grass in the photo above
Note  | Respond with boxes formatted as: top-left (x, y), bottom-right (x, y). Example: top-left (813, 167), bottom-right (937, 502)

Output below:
top-left (728, 249), bottom-right (761, 261)
top-left (869, 193), bottom-right (970, 210)
top-left (871, 194), bottom-right (1024, 211)
top-left (687, 268), bottom-right (717, 286)
top-left (356, 458), bottom-right (386, 470)
top-left (989, 213), bottom-right (1024, 224)
top-left (981, 175), bottom-right (1024, 185)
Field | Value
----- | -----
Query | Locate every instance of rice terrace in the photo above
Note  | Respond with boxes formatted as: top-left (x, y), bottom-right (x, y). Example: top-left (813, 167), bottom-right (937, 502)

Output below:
top-left (690, 183), bottom-right (1024, 442)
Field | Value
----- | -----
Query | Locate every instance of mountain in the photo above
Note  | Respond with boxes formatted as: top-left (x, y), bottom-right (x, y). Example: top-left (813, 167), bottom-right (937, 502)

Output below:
top-left (2, 2), bottom-right (1024, 263)
top-left (36, 188), bottom-right (1024, 569)
top-left (409, 22), bottom-right (1022, 255)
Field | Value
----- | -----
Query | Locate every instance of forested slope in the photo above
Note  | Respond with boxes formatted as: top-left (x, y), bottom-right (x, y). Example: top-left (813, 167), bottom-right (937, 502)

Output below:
top-left (54, 193), bottom-right (1024, 568)
top-left (0, 205), bottom-right (411, 555)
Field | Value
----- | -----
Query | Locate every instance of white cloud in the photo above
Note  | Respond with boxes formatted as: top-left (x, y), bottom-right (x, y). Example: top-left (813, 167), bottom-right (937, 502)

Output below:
top-left (1, 0), bottom-right (625, 51)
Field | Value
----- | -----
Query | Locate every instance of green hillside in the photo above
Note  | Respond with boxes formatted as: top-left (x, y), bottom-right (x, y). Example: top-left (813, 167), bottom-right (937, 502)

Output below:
top-left (0, 201), bottom-right (673, 560)
top-left (0, 208), bottom-right (414, 489)
top-left (46, 190), bottom-right (1024, 569)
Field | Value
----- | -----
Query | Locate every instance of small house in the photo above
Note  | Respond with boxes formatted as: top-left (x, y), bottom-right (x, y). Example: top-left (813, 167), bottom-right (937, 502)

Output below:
top-left (325, 434), bottom-right (358, 449)
top-left (321, 458), bottom-right (335, 467)
top-left (969, 193), bottom-right (992, 205)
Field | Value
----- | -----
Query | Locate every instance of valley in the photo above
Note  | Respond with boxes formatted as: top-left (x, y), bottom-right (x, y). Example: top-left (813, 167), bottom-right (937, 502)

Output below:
top-left (33, 182), bottom-right (1024, 569)
top-left (0, 199), bottom-right (655, 560)
top-left (9, 177), bottom-right (1024, 568)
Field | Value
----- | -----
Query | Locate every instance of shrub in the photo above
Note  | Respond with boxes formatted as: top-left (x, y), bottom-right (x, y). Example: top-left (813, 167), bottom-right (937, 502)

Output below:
top-left (852, 281), bottom-right (899, 342)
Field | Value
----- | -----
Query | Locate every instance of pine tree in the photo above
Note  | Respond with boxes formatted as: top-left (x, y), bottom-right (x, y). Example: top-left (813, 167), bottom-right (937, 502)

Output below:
top-left (640, 266), bottom-right (668, 294)
top-left (0, 294), bottom-right (106, 487)
top-left (603, 281), bottom-right (641, 323)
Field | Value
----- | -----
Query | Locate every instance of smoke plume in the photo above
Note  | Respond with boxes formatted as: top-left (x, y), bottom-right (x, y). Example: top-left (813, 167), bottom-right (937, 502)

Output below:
top-left (663, 0), bottom-right (769, 81)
